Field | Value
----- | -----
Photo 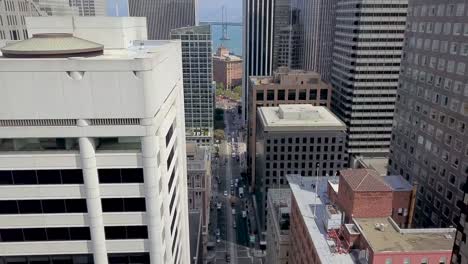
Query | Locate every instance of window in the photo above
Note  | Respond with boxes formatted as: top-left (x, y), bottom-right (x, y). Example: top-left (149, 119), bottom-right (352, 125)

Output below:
top-left (256, 90), bottom-right (264, 101)
top-left (299, 90), bottom-right (306, 100)
top-left (287, 90), bottom-right (296, 100)
top-left (320, 90), bottom-right (328, 100)
top-left (385, 258), bottom-right (392, 264)
top-left (403, 258), bottom-right (410, 264)
top-left (421, 258), bottom-right (428, 264)
top-left (267, 90), bottom-right (274, 100)
top-left (105, 226), bottom-right (148, 239)
top-left (278, 90), bottom-right (285, 100)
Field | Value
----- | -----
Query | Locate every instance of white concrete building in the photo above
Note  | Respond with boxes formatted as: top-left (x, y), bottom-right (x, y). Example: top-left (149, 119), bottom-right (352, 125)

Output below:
top-left (0, 17), bottom-right (190, 264)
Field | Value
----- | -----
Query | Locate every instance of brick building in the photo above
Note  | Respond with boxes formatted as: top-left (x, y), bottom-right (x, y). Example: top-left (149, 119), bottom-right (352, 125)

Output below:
top-left (248, 68), bottom-right (332, 188)
top-left (328, 169), bottom-right (415, 227)
top-left (286, 175), bottom-right (455, 264)
top-left (213, 46), bottom-right (242, 89)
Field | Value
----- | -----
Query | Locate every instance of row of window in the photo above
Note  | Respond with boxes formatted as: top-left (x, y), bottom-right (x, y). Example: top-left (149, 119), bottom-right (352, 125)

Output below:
top-left (256, 89), bottom-right (328, 101)
top-left (0, 253), bottom-right (150, 264)
top-left (265, 145), bottom-right (344, 153)
top-left (0, 198), bottom-right (146, 214)
top-left (0, 226), bottom-right (148, 242)
top-left (266, 137), bottom-right (344, 145)
top-left (0, 168), bottom-right (144, 185)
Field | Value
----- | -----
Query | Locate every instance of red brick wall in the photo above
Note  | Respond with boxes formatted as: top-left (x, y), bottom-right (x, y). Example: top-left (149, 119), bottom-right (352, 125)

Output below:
top-left (337, 175), bottom-right (393, 222)
top-left (289, 196), bottom-right (322, 264)
top-left (353, 191), bottom-right (393, 218)
top-left (337, 177), bottom-right (355, 222)
top-left (391, 190), bottom-right (412, 227)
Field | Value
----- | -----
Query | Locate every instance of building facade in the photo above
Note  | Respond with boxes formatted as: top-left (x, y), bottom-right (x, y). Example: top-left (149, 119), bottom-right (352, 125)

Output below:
top-left (69, 0), bottom-right (106, 16)
top-left (388, 0), bottom-right (468, 228)
top-left (272, 0), bottom-right (302, 70)
top-left (0, 17), bottom-right (190, 264)
top-left (186, 142), bottom-right (211, 257)
top-left (213, 46), bottom-right (242, 90)
top-left (242, 0), bottom-right (275, 120)
top-left (248, 68), bottom-right (332, 187)
top-left (171, 25), bottom-right (214, 142)
top-left (255, 104), bottom-right (346, 227)
top-left (266, 189), bottom-right (291, 264)
top-left (331, 0), bottom-right (408, 157)
top-left (453, 182), bottom-right (468, 264)
top-left (0, 0), bottom-right (105, 41)
top-left (298, 0), bottom-right (336, 82)
top-left (129, 0), bottom-right (197, 40)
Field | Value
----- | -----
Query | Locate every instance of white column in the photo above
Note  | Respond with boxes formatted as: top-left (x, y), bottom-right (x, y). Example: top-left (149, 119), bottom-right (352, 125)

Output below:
top-left (140, 118), bottom-right (163, 263)
top-left (78, 120), bottom-right (108, 264)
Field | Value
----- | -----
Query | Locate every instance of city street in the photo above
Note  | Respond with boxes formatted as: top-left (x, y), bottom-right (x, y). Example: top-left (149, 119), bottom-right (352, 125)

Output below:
top-left (207, 98), bottom-right (261, 264)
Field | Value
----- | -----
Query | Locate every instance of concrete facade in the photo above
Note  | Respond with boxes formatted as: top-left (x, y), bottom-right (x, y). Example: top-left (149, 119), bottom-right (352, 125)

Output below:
top-left (0, 17), bottom-right (190, 264)
top-left (255, 105), bottom-right (346, 228)
top-left (213, 46), bottom-right (242, 89)
top-left (331, 0), bottom-right (408, 156)
top-left (247, 68), bottom-right (332, 187)
top-left (171, 25), bottom-right (214, 136)
top-left (129, 0), bottom-right (197, 40)
top-left (453, 182), bottom-right (468, 264)
top-left (388, 0), bottom-right (468, 229)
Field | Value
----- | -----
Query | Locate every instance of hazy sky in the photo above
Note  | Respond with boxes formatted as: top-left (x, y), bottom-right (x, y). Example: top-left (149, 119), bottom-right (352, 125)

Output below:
top-left (107, 0), bottom-right (242, 22)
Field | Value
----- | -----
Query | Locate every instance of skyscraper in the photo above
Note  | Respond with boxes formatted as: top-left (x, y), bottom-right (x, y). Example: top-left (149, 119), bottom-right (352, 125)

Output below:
top-left (242, 0), bottom-right (275, 120)
top-left (331, 0), bottom-right (408, 157)
top-left (272, 0), bottom-right (301, 70)
top-left (389, 0), bottom-right (468, 228)
top-left (0, 17), bottom-right (190, 264)
top-left (69, 0), bottom-right (106, 16)
top-left (171, 25), bottom-right (214, 145)
top-left (129, 0), bottom-right (197, 40)
top-left (298, 0), bottom-right (336, 82)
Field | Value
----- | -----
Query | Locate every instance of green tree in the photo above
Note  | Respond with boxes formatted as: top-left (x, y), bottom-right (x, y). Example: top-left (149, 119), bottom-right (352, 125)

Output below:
top-left (213, 129), bottom-right (225, 141)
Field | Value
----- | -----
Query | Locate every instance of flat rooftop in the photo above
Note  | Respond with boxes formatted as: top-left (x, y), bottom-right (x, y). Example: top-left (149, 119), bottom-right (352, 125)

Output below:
top-left (354, 217), bottom-right (455, 253)
top-left (287, 175), bottom-right (356, 264)
top-left (258, 104), bottom-right (346, 132)
top-left (268, 189), bottom-right (292, 236)
top-left (383, 175), bottom-right (413, 192)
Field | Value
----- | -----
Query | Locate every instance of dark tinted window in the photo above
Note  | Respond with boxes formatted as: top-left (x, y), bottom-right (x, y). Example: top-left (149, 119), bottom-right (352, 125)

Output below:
top-left (0, 170), bottom-right (13, 184)
top-left (13, 170), bottom-right (37, 184)
top-left (121, 169), bottom-right (143, 183)
top-left (37, 170), bottom-right (61, 184)
top-left (61, 170), bottom-right (83, 184)
top-left (18, 200), bottom-right (42, 214)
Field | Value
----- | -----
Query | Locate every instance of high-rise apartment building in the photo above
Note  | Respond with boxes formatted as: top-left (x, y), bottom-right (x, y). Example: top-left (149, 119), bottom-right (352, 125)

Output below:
top-left (255, 104), bottom-right (346, 227)
top-left (331, 0), bottom-right (408, 156)
top-left (298, 0), bottom-right (336, 82)
top-left (247, 68), bottom-right (332, 187)
top-left (171, 25), bottom-right (214, 145)
top-left (0, 17), bottom-right (190, 264)
top-left (129, 0), bottom-right (197, 40)
top-left (242, 0), bottom-right (275, 120)
top-left (388, 0), bottom-right (468, 229)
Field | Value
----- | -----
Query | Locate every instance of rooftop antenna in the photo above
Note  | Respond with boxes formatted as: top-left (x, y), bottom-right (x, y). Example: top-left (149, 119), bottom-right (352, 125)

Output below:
top-left (220, 5), bottom-right (230, 41)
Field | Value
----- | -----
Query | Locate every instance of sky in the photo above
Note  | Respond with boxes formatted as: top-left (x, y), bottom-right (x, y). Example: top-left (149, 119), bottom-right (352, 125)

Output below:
top-left (106, 0), bottom-right (242, 22)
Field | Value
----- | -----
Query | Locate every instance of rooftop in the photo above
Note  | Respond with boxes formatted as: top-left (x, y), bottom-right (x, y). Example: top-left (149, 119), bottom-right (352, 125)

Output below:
top-left (287, 175), bottom-right (356, 264)
top-left (383, 175), bottom-right (413, 192)
top-left (339, 169), bottom-right (391, 192)
top-left (354, 217), bottom-right (455, 253)
top-left (170, 25), bottom-right (211, 35)
top-left (249, 67), bottom-right (322, 86)
top-left (186, 143), bottom-right (210, 171)
top-left (258, 104), bottom-right (345, 132)
top-left (267, 189), bottom-right (292, 236)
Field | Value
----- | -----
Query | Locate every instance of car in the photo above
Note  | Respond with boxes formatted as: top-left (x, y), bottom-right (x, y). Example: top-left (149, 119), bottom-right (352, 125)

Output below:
top-left (232, 208), bottom-right (236, 215)
top-left (226, 253), bottom-right (231, 262)
top-left (216, 202), bottom-right (222, 210)
top-left (224, 191), bottom-right (228, 197)
top-left (242, 210), bottom-right (247, 218)
top-left (233, 222), bottom-right (237, 229)
top-left (216, 229), bottom-right (220, 236)
top-left (216, 237), bottom-right (221, 243)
